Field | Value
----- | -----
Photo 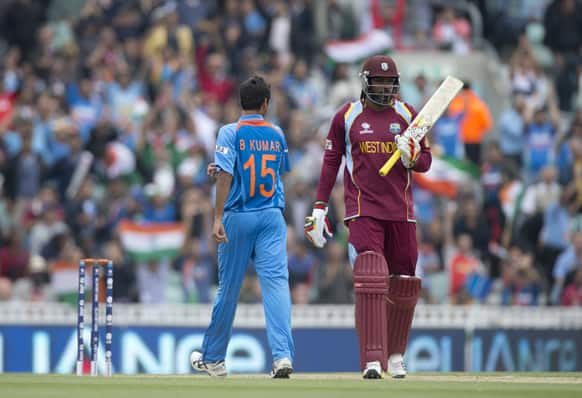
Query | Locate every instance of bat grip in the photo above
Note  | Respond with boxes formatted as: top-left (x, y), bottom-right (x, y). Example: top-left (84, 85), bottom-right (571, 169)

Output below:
top-left (379, 149), bottom-right (401, 176)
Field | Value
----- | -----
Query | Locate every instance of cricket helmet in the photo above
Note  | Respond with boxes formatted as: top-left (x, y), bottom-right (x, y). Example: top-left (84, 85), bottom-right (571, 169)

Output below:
top-left (359, 55), bottom-right (399, 106)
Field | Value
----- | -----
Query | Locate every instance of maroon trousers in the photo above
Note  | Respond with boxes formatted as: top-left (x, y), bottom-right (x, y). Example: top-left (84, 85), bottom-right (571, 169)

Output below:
top-left (348, 217), bottom-right (418, 276)
top-left (349, 217), bottom-right (420, 371)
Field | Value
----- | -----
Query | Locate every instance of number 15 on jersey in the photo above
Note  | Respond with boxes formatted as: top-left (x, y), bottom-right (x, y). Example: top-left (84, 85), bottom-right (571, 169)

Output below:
top-left (243, 153), bottom-right (277, 198)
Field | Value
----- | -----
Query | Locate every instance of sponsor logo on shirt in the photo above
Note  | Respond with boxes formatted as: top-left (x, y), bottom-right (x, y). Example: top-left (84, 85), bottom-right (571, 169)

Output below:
top-left (359, 122), bottom-right (373, 134)
top-left (389, 123), bottom-right (401, 134)
top-left (325, 139), bottom-right (333, 150)
top-left (215, 145), bottom-right (229, 154)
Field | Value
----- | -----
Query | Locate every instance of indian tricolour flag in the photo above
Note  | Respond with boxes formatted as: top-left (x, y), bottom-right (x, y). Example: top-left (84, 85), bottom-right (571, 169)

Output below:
top-left (119, 221), bottom-right (185, 262)
top-left (325, 30), bottom-right (393, 63)
top-left (413, 156), bottom-right (479, 198)
top-left (51, 260), bottom-right (86, 304)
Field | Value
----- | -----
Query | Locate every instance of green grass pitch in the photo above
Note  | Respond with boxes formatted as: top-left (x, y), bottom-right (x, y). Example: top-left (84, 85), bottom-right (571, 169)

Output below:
top-left (1, 373), bottom-right (581, 398)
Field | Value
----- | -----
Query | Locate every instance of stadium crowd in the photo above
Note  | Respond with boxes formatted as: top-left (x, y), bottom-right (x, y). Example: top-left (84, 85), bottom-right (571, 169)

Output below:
top-left (0, 0), bottom-right (580, 307)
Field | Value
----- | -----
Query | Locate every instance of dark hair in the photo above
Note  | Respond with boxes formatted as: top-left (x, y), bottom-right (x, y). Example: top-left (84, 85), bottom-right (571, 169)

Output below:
top-left (239, 75), bottom-right (270, 111)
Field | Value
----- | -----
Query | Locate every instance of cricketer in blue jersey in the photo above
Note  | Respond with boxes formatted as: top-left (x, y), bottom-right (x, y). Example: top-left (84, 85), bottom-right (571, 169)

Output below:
top-left (191, 76), bottom-right (295, 378)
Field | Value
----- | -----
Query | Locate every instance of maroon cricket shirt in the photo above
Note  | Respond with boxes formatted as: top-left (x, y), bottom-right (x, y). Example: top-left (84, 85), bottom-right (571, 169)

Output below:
top-left (316, 99), bottom-right (432, 222)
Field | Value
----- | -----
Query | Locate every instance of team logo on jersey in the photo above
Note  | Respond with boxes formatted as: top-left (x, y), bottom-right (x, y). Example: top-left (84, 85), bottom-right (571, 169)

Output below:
top-left (215, 145), bottom-right (229, 154)
top-left (389, 123), bottom-right (401, 134)
top-left (359, 122), bottom-right (373, 134)
top-left (325, 139), bottom-right (332, 150)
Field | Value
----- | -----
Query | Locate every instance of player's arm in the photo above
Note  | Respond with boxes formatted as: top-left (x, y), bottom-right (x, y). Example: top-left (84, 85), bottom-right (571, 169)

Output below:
top-left (305, 106), bottom-right (347, 248)
top-left (213, 170), bottom-right (231, 243)
top-left (316, 106), bottom-right (347, 201)
top-left (212, 126), bottom-right (236, 243)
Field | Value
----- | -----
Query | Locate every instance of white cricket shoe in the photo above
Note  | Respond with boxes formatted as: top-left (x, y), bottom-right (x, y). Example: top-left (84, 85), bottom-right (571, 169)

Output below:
top-left (362, 360), bottom-right (383, 379)
top-left (271, 357), bottom-right (293, 378)
top-left (388, 353), bottom-right (407, 378)
top-left (190, 351), bottom-right (227, 377)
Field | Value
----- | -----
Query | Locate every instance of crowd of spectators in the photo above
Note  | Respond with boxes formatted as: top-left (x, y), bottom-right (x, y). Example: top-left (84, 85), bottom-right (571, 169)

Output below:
top-left (0, 0), bottom-right (580, 308)
top-left (417, 0), bottom-right (582, 306)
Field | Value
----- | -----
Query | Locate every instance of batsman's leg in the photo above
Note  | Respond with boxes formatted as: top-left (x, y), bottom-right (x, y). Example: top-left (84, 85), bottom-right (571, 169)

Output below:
top-left (353, 251), bottom-right (389, 378)
top-left (349, 217), bottom-right (389, 378)
top-left (386, 275), bottom-right (421, 378)
top-left (384, 221), bottom-right (420, 378)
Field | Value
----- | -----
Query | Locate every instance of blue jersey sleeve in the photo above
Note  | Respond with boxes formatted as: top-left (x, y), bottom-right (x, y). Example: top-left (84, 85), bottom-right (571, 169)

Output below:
top-left (215, 125), bottom-right (236, 175)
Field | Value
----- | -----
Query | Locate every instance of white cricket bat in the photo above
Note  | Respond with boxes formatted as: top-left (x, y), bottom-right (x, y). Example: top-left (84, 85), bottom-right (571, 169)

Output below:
top-left (379, 76), bottom-right (464, 176)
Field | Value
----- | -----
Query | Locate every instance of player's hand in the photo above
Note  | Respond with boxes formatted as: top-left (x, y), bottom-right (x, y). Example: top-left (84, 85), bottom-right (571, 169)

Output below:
top-left (304, 201), bottom-right (333, 248)
top-left (207, 163), bottom-right (218, 182)
top-left (213, 218), bottom-right (228, 243)
top-left (395, 134), bottom-right (421, 168)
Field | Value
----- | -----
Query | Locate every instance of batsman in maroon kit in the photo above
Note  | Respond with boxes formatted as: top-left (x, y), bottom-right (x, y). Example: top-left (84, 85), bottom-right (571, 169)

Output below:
top-left (304, 55), bottom-right (430, 379)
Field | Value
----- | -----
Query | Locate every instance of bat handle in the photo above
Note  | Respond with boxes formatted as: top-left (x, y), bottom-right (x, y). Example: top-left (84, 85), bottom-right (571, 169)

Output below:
top-left (379, 149), bottom-right (401, 176)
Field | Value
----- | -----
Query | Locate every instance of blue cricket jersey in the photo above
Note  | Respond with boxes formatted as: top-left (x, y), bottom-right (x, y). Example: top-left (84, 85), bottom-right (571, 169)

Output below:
top-left (214, 114), bottom-right (290, 212)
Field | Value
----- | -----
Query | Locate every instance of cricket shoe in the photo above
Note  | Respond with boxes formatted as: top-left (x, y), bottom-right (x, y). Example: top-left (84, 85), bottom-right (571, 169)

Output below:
top-left (190, 351), bottom-right (227, 377)
top-left (388, 353), bottom-right (407, 378)
top-left (362, 361), bottom-right (383, 379)
top-left (271, 357), bottom-right (293, 378)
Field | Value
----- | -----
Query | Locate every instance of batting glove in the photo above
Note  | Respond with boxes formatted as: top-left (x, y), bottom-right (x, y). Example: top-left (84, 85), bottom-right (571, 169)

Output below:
top-left (395, 134), bottom-right (421, 168)
top-left (304, 201), bottom-right (333, 248)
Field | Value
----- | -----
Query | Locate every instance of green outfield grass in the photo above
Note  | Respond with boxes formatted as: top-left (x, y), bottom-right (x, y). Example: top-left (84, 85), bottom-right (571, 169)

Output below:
top-left (1, 373), bottom-right (581, 398)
